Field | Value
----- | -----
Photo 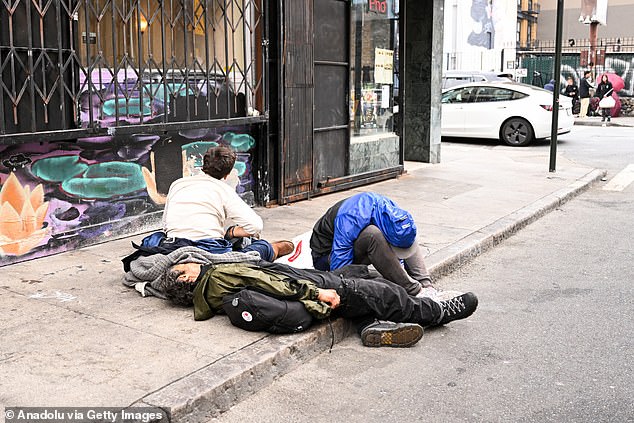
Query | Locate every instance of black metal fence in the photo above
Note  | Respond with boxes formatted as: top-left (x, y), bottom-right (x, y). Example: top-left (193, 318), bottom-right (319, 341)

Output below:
top-left (0, 0), bottom-right (267, 142)
top-left (517, 37), bottom-right (634, 97)
top-left (525, 37), bottom-right (634, 54)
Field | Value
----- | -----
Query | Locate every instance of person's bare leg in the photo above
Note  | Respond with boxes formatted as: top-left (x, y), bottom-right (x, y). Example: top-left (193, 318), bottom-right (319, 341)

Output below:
top-left (271, 240), bottom-right (295, 260)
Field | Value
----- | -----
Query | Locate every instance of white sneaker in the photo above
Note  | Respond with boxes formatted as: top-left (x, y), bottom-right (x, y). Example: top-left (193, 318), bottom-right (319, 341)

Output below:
top-left (434, 289), bottom-right (465, 302)
top-left (415, 286), bottom-right (439, 299)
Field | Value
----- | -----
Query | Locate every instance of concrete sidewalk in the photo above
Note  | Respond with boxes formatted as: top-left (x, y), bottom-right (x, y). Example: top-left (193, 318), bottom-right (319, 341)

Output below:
top-left (574, 115), bottom-right (634, 127)
top-left (1, 143), bottom-right (605, 422)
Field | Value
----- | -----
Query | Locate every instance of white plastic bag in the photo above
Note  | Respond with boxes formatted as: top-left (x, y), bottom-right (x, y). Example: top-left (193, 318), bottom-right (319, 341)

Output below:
top-left (274, 231), bottom-right (314, 269)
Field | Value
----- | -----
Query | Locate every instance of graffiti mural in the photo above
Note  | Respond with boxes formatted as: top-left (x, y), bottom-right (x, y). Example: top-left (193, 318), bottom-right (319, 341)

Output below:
top-left (1, 69), bottom-right (258, 266)
top-left (468, 0), bottom-right (495, 48)
top-left (521, 54), bottom-right (634, 97)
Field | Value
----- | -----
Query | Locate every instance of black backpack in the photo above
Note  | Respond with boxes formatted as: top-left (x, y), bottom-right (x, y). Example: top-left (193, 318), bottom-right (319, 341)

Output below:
top-left (221, 288), bottom-right (314, 334)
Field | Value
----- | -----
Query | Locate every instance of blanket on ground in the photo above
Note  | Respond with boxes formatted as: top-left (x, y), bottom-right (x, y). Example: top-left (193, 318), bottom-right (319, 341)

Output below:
top-left (123, 247), bottom-right (261, 299)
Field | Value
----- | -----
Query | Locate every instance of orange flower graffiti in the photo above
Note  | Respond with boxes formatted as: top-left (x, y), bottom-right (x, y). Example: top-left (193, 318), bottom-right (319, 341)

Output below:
top-left (0, 173), bottom-right (49, 255)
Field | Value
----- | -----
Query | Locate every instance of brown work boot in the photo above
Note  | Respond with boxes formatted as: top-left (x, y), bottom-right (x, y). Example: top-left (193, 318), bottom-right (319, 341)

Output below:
top-left (271, 240), bottom-right (295, 260)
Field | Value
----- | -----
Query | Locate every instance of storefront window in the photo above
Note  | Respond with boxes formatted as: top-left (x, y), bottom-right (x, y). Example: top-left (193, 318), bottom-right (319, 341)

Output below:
top-left (349, 0), bottom-right (399, 174)
top-left (350, 0), bottom-right (398, 136)
top-left (75, 0), bottom-right (258, 124)
top-left (0, 0), bottom-right (264, 137)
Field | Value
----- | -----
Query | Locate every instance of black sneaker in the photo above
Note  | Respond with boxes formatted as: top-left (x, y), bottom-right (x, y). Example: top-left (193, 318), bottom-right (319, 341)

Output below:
top-left (360, 321), bottom-right (424, 348)
top-left (435, 292), bottom-right (478, 325)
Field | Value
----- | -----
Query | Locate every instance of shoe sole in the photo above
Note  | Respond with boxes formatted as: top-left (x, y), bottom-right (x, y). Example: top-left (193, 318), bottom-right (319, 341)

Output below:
top-left (362, 325), bottom-right (423, 348)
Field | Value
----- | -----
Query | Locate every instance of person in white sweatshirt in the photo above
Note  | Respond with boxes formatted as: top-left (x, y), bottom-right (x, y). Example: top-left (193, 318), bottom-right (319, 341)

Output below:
top-left (162, 146), bottom-right (293, 261)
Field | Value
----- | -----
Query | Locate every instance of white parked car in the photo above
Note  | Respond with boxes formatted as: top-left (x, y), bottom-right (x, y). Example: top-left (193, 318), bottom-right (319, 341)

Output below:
top-left (441, 81), bottom-right (574, 146)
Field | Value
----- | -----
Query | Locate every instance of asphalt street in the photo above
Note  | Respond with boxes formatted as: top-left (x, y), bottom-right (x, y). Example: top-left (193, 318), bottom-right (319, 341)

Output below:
top-left (209, 126), bottom-right (634, 423)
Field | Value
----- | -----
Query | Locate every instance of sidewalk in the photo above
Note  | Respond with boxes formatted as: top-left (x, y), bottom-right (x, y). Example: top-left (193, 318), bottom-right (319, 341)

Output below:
top-left (574, 115), bottom-right (634, 127)
top-left (1, 143), bottom-right (605, 422)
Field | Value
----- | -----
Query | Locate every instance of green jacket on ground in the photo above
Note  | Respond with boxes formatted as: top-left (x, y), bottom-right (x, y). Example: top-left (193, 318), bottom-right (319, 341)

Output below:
top-left (193, 262), bottom-right (332, 321)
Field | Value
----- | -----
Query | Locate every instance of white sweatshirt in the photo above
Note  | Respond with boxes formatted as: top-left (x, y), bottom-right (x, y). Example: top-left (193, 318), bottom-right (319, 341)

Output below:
top-left (162, 173), bottom-right (263, 240)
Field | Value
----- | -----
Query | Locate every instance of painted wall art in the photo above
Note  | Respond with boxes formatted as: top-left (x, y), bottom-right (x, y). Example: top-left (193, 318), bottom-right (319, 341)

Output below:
top-left (1, 71), bottom-right (257, 266)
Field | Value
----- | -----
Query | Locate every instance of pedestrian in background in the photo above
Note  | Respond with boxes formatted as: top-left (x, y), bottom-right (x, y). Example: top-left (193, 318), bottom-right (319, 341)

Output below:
top-left (564, 77), bottom-right (580, 116)
top-left (544, 79), bottom-right (555, 92)
top-left (595, 74), bottom-right (614, 123)
top-left (579, 70), bottom-right (594, 118)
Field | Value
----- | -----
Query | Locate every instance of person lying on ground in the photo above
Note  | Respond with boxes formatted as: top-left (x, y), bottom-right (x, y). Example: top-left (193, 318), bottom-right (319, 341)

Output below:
top-left (310, 192), bottom-right (440, 299)
top-left (162, 259), bottom-right (479, 348)
top-left (145, 145), bottom-right (293, 262)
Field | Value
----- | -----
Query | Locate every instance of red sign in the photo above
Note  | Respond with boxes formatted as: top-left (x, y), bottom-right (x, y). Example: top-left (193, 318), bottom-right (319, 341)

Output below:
top-left (369, 0), bottom-right (387, 14)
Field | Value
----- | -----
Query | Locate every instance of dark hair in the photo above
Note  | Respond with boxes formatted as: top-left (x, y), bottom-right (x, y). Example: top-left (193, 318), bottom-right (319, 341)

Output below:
top-left (163, 268), bottom-right (197, 306)
top-left (601, 74), bottom-right (609, 82)
top-left (202, 146), bottom-right (236, 179)
top-left (584, 70), bottom-right (591, 77)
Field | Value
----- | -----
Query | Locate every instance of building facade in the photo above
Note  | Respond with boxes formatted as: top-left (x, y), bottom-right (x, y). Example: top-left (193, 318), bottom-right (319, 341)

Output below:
top-left (517, 0), bottom-right (540, 50)
top-left (537, 0), bottom-right (634, 42)
top-left (0, 0), bottom-right (443, 265)
top-left (518, 0), bottom-right (634, 96)
top-left (442, 0), bottom-right (518, 72)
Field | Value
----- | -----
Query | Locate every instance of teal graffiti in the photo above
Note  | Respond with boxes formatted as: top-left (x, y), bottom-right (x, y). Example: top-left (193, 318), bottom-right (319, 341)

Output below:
top-left (102, 97), bottom-right (153, 117)
top-left (182, 141), bottom-right (220, 168)
top-left (222, 132), bottom-right (255, 152)
top-left (31, 156), bottom-right (89, 182)
top-left (146, 83), bottom-right (195, 102)
top-left (61, 161), bottom-right (146, 199)
top-left (233, 161), bottom-right (246, 176)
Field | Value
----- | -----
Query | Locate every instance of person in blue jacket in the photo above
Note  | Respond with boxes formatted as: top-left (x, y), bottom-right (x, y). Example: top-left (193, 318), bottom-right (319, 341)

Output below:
top-left (310, 192), bottom-right (433, 297)
top-left (544, 79), bottom-right (555, 92)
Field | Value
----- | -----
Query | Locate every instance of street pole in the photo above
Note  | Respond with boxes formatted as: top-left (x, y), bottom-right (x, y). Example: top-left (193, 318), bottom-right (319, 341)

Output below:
top-left (589, 21), bottom-right (599, 76)
top-left (549, 0), bottom-right (564, 172)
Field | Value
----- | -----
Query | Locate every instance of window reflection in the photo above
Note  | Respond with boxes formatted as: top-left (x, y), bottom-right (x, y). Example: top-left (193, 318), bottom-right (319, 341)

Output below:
top-left (350, 0), bottom-right (398, 137)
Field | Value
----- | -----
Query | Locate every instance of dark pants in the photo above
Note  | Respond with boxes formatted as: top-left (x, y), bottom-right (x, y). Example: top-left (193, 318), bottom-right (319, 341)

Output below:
top-left (313, 225), bottom-right (432, 295)
top-left (260, 261), bottom-right (442, 327)
top-left (141, 231), bottom-right (276, 261)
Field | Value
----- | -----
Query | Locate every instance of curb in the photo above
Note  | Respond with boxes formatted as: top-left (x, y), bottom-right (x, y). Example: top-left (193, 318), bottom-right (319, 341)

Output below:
top-left (136, 319), bottom-right (354, 421)
top-left (134, 168), bottom-right (606, 422)
top-left (574, 120), bottom-right (633, 128)
top-left (426, 168), bottom-right (606, 278)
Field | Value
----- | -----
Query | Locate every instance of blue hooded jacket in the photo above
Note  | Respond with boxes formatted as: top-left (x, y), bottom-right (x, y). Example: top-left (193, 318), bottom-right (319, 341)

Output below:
top-left (329, 192), bottom-right (417, 270)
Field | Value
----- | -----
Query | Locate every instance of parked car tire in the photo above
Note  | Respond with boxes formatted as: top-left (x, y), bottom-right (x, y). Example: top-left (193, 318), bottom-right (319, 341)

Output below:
top-left (500, 117), bottom-right (534, 146)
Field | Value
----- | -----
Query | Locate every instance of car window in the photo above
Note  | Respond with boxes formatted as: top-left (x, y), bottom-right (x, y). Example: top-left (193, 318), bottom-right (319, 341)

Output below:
top-left (441, 87), bottom-right (477, 104)
top-left (443, 76), bottom-right (471, 89)
top-left (474, 87), bottom-right (526, 102)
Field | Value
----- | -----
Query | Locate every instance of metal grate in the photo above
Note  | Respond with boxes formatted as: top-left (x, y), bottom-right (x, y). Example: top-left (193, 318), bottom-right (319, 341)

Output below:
top-left (0, 0), bottom-right (267, 141)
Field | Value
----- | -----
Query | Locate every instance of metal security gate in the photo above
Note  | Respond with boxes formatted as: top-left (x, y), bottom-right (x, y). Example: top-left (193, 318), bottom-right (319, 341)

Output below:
top-left (313, 0), bottom-right (349, 184)
top-left (0, 0), bottom-right (268, 143)
top-left (280, 0), bottom-right (349, 202)
top-left (281, 0), bottom-right (314, 200)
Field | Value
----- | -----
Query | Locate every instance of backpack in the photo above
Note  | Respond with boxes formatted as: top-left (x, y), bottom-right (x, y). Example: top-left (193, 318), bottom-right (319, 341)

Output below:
top-left (221, 287), bottom-right (314, 334)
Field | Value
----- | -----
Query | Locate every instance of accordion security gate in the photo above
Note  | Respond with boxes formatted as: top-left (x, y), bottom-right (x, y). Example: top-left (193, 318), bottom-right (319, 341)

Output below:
top-left (0, 0), bottom-right (268, 265)
top-left (0, 0), bottom-right (267, 142)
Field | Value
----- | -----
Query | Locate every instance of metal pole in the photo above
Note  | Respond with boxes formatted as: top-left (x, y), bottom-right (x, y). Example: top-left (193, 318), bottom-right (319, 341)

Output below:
top-left (549, 0), bottom-right (564, 173)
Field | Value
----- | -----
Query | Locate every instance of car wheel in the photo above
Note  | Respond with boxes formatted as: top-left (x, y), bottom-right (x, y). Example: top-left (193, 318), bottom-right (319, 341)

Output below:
top-left (500, 118), bottom-right (534, 146)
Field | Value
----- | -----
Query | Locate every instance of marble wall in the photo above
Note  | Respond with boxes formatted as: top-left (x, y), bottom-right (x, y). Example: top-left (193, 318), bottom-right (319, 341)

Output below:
top-left (349, 135), bottom-right (400, 174)
top-left (402, 0), bottom-right (444, 163)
